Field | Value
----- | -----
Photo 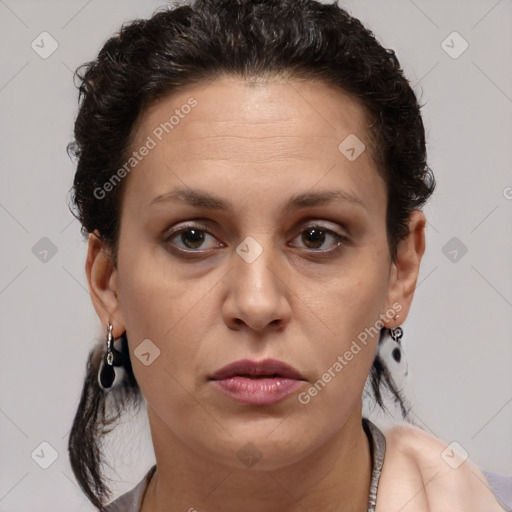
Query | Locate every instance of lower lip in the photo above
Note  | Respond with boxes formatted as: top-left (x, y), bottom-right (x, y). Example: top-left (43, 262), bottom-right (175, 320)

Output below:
top-left (210, 376), bottom-right (304, 405)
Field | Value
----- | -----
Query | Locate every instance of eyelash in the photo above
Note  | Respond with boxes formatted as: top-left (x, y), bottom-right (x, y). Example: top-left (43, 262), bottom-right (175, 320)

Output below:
top-left (163, 222), bottom-right (349, 257)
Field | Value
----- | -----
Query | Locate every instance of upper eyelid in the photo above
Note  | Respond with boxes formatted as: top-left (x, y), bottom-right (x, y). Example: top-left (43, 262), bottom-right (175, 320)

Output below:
top-left (164, 221), bottom-right (213, 240)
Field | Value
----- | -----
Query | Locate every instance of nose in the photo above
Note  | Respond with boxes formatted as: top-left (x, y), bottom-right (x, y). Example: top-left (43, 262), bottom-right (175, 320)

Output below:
top-left (222, 240), bottom-right (292, 334)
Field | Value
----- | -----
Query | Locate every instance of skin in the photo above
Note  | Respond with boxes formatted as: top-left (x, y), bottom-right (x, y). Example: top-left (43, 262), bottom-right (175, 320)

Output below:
top-left (85, 76), bottom-right (503, 511)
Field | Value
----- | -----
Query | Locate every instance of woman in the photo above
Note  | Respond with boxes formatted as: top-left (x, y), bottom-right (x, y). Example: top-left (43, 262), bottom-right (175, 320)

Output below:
top-left (66, 0), bottom-right (509, 510)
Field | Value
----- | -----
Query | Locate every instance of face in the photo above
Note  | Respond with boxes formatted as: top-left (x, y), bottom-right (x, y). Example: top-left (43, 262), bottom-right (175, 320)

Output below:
top-left (87, 75), bottom-right (425, 470)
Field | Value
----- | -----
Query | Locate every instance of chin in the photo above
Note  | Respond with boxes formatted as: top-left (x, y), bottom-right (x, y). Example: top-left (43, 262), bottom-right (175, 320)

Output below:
top-left (198, 426), bottom-right (326, 472)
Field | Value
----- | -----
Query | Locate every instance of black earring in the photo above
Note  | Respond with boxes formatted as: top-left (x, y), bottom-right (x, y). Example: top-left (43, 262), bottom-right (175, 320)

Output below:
top-left (98, 322), bottom-right (125, 391)
top-left (377, 325), bottom-right (408, 378)
top-left (389, 326), bottom-right (403, 363)
top-left (385, 48), bottom-right (400, 68)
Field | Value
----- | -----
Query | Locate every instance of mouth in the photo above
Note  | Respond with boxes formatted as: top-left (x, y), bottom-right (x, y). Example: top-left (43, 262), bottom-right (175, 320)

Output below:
top-left (208, 358), bottom-right (306, 405)
top-left (234, 374), bottom-right (282, 379)
top-left (208, 358), bottom-right (306, 381)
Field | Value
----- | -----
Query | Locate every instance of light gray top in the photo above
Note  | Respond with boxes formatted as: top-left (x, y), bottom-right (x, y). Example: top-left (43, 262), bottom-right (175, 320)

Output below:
top-left (101, 464), bottom-right (156, 512)
top-left (101, 418), bottom-right (511, 512)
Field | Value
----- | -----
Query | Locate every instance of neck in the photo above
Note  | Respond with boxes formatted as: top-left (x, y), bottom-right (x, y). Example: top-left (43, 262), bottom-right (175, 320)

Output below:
top-left (142, 402), bottom-right (372, 512)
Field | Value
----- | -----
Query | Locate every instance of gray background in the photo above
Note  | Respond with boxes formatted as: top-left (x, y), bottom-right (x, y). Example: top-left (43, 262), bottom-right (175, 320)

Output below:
top-left (0, 0), bottom-right (511, 510)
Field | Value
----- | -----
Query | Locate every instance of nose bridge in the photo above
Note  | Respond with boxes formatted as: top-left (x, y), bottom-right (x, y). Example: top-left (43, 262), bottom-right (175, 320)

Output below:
top-left (234, 233), bottom-right (281, 294)
top-left (223, 231), bottom-right (291, 332)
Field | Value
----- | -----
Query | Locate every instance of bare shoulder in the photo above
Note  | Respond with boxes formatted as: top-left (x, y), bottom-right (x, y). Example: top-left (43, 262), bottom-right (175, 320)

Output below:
top-left (374, 421), bottom-right (506, 512)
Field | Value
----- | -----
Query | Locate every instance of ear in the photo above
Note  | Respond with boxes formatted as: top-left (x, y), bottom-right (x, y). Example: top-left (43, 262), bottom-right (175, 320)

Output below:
top-left (384, 210), bottom-right (426, 328)
top-left (85, 230), bottom-right (126, 338)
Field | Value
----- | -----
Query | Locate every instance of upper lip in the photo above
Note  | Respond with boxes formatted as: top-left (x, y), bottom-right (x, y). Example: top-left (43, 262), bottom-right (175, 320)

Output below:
top-left (209, 358), bottom-right (306, 380)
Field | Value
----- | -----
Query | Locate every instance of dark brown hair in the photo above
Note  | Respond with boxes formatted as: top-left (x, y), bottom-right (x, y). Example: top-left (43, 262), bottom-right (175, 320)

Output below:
top-left (66, 0), bottom-right (435, 508)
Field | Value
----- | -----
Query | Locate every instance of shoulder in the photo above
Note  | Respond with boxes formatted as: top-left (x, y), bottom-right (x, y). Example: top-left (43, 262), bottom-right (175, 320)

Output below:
top-left (375, 422), bottom-right (508, 512)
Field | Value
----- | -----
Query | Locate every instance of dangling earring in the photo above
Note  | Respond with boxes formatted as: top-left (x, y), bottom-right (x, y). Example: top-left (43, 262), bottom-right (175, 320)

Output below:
top-left (98, 322), bottom-right (125, 391)
top-left (389, 326), bottom-right (404, 365)
top-left (377, 315), bottom-right (408, 378)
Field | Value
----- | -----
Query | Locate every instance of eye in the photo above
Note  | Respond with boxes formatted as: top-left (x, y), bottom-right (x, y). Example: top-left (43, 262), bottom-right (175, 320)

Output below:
top-left (163, 222), bottom-right (349, 256)
top-left (289, 224), bottom-right (348, 253)
top-left (163, 223), bottom-right (221, 252)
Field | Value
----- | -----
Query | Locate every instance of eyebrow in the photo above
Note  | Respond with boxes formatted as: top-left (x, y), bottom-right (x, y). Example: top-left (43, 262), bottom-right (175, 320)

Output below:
top-left (148, 186), bottom-right (367, 212)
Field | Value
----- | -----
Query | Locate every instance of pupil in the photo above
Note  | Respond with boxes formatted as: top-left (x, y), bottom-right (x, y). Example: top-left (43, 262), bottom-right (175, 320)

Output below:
top-left (182, 229), bottom-right (204, 249)
top-left (303, 227), bottom-right (325, 249)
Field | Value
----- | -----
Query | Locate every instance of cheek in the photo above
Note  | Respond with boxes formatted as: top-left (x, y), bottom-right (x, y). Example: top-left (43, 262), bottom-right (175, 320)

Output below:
top-left (306, 259), bottom-right (389, 351)
top-left (115, 242), bottom-right (211, 396)
top-left (294, 282), bottom-right (382, 432)
top-left (297, 254), bottom-right (389, 398)
top-left (117, 232), bottom-right (210, 337)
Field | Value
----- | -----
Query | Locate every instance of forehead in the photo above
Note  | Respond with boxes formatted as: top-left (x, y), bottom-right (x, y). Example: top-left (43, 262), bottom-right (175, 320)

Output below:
top-left (133, 75), bottom-right (371, 146)
top-left (124, 75), bottom-right (384, 217)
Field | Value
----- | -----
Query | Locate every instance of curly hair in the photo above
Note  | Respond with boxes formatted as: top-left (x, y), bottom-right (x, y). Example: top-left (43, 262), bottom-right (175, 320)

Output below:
top-left (66, 0), bottom-right (436, 508)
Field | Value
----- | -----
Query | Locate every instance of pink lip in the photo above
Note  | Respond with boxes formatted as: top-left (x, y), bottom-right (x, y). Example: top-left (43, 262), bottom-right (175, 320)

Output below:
top-left (209, 358), bottom-right (305, 381)
top-left (209, 358), bottom-right (306, 405)
top-left (210, 377), bottom-right (304, 405)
